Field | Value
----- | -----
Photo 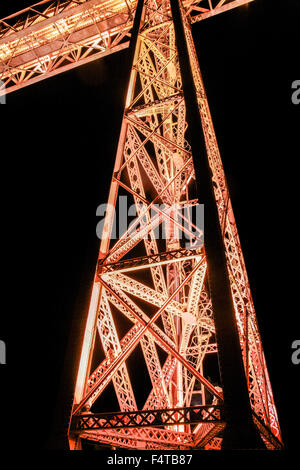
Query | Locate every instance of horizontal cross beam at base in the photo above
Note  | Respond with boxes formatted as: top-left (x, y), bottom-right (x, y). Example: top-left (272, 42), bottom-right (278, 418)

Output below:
top-left (72, 405), bottom-right (224, 431)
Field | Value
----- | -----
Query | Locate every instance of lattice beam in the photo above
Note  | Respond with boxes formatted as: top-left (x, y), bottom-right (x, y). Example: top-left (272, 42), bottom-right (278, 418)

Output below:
top-left (0, 0), bottom-right (254, 95)
top-left (72, 404), bottom-right (224, 430)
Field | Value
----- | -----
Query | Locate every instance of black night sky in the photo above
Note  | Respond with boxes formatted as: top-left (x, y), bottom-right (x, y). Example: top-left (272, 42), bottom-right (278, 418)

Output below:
top-left (0, 0), bottom-right (299, 459)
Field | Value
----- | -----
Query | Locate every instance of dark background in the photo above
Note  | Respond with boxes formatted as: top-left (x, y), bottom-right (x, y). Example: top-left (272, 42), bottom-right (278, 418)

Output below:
top-left (0, 0), bottom-right (299, 457)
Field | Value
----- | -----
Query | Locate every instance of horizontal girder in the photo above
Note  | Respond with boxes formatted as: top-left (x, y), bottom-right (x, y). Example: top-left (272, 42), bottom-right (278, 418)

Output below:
top-left (80, 426), bottom-right (195, 449)
top-left (98, 246), bottom-right (203, 274)
top-left (0, 0), bottom-right (254, 95)
top-left (72, 404), bottom-right (224, 431)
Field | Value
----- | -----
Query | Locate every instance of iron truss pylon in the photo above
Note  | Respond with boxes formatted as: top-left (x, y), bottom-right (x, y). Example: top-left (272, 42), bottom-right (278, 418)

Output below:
top-left (59, 0), bottom-right (283, 451)
top-left (0, 0), bottom-right (282, 452)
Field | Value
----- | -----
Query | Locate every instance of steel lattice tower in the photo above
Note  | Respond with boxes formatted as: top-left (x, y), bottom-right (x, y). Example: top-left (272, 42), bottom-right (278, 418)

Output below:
top-left (0, 0), bottom-right (283, 451)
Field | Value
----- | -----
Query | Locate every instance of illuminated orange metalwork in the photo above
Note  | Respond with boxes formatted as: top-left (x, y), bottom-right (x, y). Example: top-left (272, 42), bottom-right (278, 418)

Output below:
top-left (0, 0), bottom-right (282, 450)
top-left (0, 0), bottom-right (254, 95)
